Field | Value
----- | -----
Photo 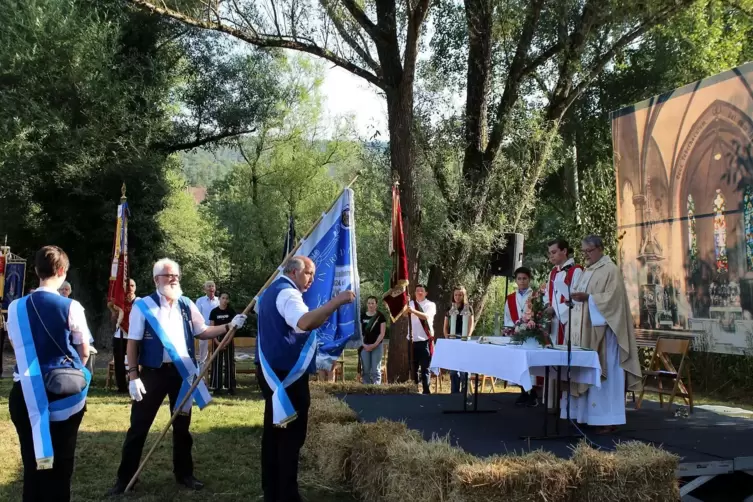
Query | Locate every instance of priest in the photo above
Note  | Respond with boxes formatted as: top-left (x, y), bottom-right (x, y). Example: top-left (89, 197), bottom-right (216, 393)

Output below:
top-left (564, 235), bottom-right (642, 433)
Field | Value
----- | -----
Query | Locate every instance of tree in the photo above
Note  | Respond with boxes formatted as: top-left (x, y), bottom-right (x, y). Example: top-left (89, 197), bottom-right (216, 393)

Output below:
top-left (126, 0), bottom-right (695, 380)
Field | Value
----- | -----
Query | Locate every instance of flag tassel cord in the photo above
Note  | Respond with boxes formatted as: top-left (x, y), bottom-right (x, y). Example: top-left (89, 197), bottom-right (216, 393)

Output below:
top-left (125, 173), bottom-right (361, 492)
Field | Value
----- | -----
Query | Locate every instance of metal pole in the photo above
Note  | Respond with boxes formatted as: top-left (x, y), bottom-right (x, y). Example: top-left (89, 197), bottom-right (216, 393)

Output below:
top-left (125, 175), bottom-right (360, 492)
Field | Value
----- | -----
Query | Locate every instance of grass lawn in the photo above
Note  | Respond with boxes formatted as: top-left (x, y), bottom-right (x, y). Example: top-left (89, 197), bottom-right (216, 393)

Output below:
top-left (0, 359), bottom-right (358, 501)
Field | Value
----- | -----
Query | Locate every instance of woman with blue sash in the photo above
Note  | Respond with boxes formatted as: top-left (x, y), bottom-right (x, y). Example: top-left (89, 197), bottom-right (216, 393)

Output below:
top-left (7, 246), bottom-right (92, 502)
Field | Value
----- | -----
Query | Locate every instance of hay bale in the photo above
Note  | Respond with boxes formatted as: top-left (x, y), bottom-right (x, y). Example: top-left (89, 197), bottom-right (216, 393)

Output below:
top-left (379, 434), bottom-right (475, 502)
top-left (308, 395), bottom-right (359, 427)
top-left (449, 450), bottom-right (577, 502)
top-left (350, 419), bottom-right (422, 501)
top-left (302, 422), bottom-right (361, 488)
top-left (310, 381), bottom-right (417, 395)
top-left (570, 441), bottom-right (679, 502)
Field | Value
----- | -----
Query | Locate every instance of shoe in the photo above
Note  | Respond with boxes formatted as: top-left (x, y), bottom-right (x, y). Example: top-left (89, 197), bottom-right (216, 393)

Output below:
top-left (176, 475), bottom-right (205, 490)
top-left (515, 391), bottom-right (530, 406)
top-left (106, 479), bottom-right (131, 496)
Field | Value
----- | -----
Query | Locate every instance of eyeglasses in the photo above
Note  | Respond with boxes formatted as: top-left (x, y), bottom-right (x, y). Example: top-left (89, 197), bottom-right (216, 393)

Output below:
top-left (156, 274), bottom-right (181, 280)
top-left (581, 248), bottom-right (598, 255)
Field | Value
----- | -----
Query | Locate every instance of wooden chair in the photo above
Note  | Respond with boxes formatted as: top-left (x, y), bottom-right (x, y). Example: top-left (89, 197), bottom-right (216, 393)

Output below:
top-left (105, 360), bottom-right (116, 390)
top-left (233, 337), bottom-right (257, 376)
top-left (332, 356), bottom-right (345, 382)
top-left (431, 370), bottom-right (444, 393)
top-left (636, 338), bottom-right (693, 413)
top-left (469, 374), bottom-right (496, 393)
top-left (381, 348), bottom-right (388, 383)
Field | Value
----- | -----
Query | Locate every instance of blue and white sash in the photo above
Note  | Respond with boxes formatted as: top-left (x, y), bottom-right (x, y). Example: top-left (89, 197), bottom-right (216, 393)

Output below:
top-left (135, 297), bottom-right (212, 414)
top-left (257, 329), bottom-right (317, 426)
top-left (8, 298), bottom-right (91, 470)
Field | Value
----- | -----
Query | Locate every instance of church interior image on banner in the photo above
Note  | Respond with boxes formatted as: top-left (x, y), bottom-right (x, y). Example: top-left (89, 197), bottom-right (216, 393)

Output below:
top-left (613, 62), bottom-right (753, 355)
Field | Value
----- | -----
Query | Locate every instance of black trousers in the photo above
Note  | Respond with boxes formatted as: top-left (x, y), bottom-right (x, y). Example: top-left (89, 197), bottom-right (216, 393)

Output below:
top-left (210, 336), bottom-right (236, 392)
top-left (116, 364), bottom-right (193, 483)
top-left (9, 382), bottom-right (85, 502)
top-left (112, 337), bottom-right (128, 392)
top-left (411, 340), bottom-right (432, 394)
top-left (257, 364), bottom-right (310, 502)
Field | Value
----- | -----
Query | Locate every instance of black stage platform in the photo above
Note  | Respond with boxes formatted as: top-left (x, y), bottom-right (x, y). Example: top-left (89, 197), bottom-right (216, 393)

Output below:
top-left (341, 393), bottom-right (753, 501)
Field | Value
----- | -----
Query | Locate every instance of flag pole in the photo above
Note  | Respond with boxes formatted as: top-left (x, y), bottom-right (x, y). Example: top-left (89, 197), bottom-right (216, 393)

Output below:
top-left (125, 174), bottom-right (360, 492)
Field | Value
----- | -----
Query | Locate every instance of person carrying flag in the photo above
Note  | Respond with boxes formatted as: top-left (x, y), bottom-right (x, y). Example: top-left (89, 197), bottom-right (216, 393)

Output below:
top-left (256, 255), bottom-right (355, 502)
top-left (108, 258), bottom-right (246, 495)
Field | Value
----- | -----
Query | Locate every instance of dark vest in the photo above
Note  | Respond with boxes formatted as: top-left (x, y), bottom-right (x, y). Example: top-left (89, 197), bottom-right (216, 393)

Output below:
top-left (23, 291), bottom-right (82, 376)
top-left (256, 278), bottom-right (315, 373)
top-left (138, 292), bottom-right (195, 369)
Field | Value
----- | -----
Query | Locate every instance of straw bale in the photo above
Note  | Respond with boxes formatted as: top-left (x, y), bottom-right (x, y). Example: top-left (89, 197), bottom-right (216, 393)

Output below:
top-left (310, 381), bottom-right (417, 395)
top-left (308, 395), bottom-right (359, 427)
top-left (350, 419), bottom-right (422, 501)
top-left (569, 441), bottom-right (679, 502)
top-left (301, 422), bottom-right (361, 488)
top-left (449, 450), bottom-right (577, 502)
top-left (379, 434), bottom-right (475, 502)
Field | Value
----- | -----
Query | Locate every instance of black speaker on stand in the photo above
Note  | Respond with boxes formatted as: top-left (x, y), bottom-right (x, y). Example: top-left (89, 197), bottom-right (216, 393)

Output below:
top-left (490, 233), bottom-right (524, 278)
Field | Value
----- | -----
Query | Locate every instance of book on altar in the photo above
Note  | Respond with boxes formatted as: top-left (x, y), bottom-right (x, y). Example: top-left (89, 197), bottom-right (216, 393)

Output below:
top-left (553, 279), bottom-right (570, 300)
top-left (478, 336), bottom-right (511, 346)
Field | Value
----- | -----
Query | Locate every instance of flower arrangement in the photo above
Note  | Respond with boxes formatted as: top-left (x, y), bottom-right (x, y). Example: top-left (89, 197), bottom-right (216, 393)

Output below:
top-left (503, 290), bottom-right (552, 347)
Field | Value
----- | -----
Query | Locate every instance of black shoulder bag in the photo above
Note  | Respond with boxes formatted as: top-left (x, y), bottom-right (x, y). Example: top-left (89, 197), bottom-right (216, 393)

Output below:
top-left (30, 295), bottom-right (87, 397)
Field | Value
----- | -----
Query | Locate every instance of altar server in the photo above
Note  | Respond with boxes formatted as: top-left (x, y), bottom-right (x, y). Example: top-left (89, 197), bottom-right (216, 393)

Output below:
top-left (544, 238), bottom-right (583, 344)
top-left (7, 246), bottom-right (91, 502)
top-left (108, 259), bottom-right (246, 494)
top-left (565, 235), bottom-right (642, 433)
top-left (504, 267), bottom-right (539, 406)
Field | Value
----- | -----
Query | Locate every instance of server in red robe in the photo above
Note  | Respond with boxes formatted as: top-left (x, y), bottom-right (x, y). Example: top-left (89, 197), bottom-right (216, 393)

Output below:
top-left (544, 239), bottom-right (583, 345)
top-left (504, 267), bottom-right (539, 406)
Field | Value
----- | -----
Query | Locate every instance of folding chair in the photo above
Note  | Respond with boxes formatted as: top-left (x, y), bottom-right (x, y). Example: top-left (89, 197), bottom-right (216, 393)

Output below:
top-left (636, 338), bottom-right (693, 413)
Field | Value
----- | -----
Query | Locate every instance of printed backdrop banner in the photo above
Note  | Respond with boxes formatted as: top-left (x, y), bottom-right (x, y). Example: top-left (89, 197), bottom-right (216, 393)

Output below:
top-left (613, 62), bottom-right (753, 355)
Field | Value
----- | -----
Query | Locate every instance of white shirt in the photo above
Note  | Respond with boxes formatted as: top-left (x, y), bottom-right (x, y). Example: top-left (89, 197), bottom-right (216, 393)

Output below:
top-left (127, 292), bottom-right (208, 362)
top-left (544, 258), bottom-right (583, 325)
top-left (10, 286), bottom-right (92, 382)
top-left (275, 276), bottom-right (309, 333)
top-left (504, 288), bottom-right (532, 328)
top-left (195, 295), bottom-right (220, 323)
top-left (409, 299), bottom-right (436, 342)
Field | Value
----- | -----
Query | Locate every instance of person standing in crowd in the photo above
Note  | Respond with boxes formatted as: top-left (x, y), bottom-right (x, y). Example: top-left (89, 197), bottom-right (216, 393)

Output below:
top-left (112, 279), bottom-right (137, 394)
top-left (7, 245), bottom-right (92, 501)
top-left (256, 256), bottom-right (355, 502)
top-left (58, 281), bottom-right (72, 298)
top-left (408, 284), bottom-right (436, 395)
top-left (566, 235), bottom-right (642, 434)
top-left (360, 296), bottom-right (386, 385)
top-left (503, 267), bottom-right (539, 406)
top-left (108, 259), bottom-right (246, 494)
top-left (443, 285), bottom-right (474, 394)
top-left (209, 292), bottom-right (237, 395)
top-left (195, 281), bottom-right (219, 370)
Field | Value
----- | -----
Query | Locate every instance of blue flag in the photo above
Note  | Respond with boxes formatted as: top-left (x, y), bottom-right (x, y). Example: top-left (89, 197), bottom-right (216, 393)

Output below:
top-left (259, 188), bottom-right (361, 371)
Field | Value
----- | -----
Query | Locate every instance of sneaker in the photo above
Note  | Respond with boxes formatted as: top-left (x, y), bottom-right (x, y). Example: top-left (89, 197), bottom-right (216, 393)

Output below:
top-left (515, 391), bottom-right (530, 406)
top-left (527, 389), bottom-right (540, 408)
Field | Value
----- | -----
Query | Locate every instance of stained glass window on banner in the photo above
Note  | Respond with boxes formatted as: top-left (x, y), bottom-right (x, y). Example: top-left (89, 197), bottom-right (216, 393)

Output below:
top-left (713, 189), bottom-right (728, 273)
top-left (745, 186), bottom-right (753, 270)
top-left (687, 194), bottom-right (698, 273)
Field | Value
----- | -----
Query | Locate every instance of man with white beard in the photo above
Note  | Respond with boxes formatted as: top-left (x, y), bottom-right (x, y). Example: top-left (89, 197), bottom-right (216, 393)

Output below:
top-left (108, 259), bottom-right (246, 494)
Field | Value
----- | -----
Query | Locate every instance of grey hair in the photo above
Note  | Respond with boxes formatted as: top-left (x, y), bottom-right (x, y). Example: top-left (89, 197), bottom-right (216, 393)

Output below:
top-left (153, 258), bottom-right (180, 277)
top-left (203, 280), bottom-right (216, 288)
top-left (283, 256), bottom-right (306, 274)
top-left (582, 235), bottom-right (604, 249)
top-left (60, 281), bottom-right (71, 290)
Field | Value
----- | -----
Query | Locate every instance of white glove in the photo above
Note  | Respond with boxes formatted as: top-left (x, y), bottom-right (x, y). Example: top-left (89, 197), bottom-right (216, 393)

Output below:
top-left (129, 378), bottom-right (147, 402)
top-left (230, 314), bottom-right (247, 329)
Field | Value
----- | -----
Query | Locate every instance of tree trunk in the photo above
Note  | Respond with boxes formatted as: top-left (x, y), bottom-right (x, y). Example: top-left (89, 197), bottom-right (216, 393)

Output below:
top-left (385, 80), bottom-right (419, 383)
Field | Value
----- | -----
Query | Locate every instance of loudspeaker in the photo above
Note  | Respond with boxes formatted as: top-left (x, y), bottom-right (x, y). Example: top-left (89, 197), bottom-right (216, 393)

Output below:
top-left (490, 233), bottom-right (524, 277)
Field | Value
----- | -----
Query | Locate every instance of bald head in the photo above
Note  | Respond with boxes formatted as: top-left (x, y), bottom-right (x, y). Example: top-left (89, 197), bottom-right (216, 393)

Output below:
top-left (283, 256), bottom-right (315, 292)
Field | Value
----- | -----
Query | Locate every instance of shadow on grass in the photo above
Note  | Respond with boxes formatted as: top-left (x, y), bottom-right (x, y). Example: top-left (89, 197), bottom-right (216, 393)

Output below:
top-left (0, 423), bottom-right (356, 502)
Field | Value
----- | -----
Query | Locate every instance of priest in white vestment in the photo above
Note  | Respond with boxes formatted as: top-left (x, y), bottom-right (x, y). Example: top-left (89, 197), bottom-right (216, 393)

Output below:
top-left (561, 235), bottom-right (642, 433)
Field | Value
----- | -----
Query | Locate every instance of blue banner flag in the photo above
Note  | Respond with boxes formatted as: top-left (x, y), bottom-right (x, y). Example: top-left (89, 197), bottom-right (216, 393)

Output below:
top-left (259, 188), bottom-right (361, 371)
top-left (3, 262), bottom-right (26, 311)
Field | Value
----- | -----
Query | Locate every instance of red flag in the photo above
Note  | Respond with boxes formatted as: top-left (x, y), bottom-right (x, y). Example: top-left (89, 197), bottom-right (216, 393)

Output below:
top-left (107, 185), bottom-right (129, 313)
top-left (382, 184), bottom-right (409, 321)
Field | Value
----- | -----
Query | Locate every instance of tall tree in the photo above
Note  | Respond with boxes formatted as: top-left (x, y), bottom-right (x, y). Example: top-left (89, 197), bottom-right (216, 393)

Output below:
top-left (127, 0), bottom-right (695, 380)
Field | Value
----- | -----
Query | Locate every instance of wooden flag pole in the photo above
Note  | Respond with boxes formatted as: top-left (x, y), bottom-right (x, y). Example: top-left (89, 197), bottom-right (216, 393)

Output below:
top-left (125, 174), bottom-right (359, 492)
